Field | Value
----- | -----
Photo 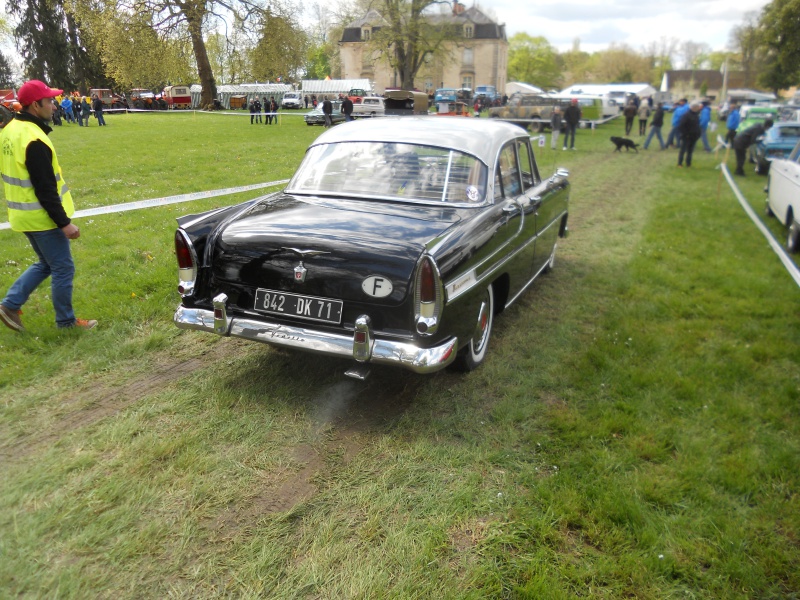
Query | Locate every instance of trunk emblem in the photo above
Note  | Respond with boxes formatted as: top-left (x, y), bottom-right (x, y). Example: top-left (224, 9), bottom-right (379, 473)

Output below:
top-left (294, 262), bottom-right (308, 283)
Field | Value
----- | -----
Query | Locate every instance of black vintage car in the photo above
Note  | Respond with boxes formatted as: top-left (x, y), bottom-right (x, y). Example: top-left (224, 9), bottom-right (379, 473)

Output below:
top-left (173, 117), bottom-right (570, 377)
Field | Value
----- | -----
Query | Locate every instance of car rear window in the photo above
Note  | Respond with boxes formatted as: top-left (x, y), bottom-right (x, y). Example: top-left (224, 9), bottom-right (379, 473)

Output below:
top-left (288, 142), bottom-right (488, 204)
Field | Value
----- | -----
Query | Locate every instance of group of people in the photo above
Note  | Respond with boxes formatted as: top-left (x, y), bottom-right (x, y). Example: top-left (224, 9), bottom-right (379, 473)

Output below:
top-left (53, 94), bottom-right (106, 126)
top-left (248, 97), bottom-right (279, 125)
top-left (549, 99), bottom-right (583, 150)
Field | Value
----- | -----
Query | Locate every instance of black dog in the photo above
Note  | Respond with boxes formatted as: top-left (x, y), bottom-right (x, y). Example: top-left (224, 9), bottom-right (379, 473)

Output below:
top-left (610, 136), bottom-right (639, 153)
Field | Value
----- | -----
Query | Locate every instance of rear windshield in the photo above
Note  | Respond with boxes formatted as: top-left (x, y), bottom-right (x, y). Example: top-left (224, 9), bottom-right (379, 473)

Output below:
top-left (288, 141), bottom-right (488, 204)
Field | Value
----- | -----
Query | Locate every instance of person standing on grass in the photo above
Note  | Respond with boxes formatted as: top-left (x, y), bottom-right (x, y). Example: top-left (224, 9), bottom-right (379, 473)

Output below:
top-left (677, 101), bottom-right (703, 168)
top-left (643, 102), bottom-right (666, 150)
top-left (699, 100), bottom-right (712, 152)
top-left (73, 96), bottom-right (83, 126)
top-left (550, 106), bottom-right (563, 149)
top-left (665, 98), bottom-right (688, 148)
top-left (60, 96), bottom-right (74, 123)
top-left (726, 103), bottom-right (740, 146)
top-left (733, 118), bottom-right (773, 176)
top-left (269, 97), bottom-right (279, 125)
top-left (0, 80), bottom-right (97, 332)
top-left (623, 101), bottom-right (637, 136)
top-left (92, 95), bottom-right (106, 126)
top-left (637, 101), bottom-right (649, 136)
top-left (562, 98), bottom-right (581, 150)
top-left (322, 97), bottom-right (333, 128)
top-left (81, 97), bottom-right (92, 126)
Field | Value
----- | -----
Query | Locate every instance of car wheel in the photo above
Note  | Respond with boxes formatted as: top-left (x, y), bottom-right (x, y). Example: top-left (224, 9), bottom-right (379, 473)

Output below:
top-left (788, 221), bottom-right (800, 253)
top-left (454, 284), bottom-right (494, 372)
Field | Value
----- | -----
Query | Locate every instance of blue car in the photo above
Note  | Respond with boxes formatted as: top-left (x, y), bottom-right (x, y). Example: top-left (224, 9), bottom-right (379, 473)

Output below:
top-left (754, 122), bottom-right (800, 175)
top-left (434, 88), bottom-right (457, 103)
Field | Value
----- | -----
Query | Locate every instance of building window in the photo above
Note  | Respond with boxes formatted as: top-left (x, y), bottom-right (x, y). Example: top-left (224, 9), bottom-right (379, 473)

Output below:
top-left (463, 47), bottom-right (473, 66)
top-left (464, 25), bottom-right (473, 38)
top-left (362, 28), bottom-right (371, 41)
top-left (462, 76), bottom-right (473, 90)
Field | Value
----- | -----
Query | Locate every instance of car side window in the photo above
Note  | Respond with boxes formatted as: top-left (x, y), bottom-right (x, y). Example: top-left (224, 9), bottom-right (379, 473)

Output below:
top-left (495, 144), bottom-right (521, 200)
top-left (516, 139), bottom-right (540, 190)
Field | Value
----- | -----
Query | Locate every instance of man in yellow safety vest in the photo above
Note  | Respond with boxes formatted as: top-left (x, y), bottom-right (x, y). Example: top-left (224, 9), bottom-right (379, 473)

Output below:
top-left (0, 80), bottom-right (97, 331)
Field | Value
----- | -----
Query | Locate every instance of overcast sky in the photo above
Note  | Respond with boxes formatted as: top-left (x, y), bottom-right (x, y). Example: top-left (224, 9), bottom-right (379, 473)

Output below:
top-left (484, 0), bottom-right (771, 57)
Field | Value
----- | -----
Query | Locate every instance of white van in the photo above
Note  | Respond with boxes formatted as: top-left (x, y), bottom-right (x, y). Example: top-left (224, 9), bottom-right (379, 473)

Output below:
top-left (281, 92), bottom-right (302, 109)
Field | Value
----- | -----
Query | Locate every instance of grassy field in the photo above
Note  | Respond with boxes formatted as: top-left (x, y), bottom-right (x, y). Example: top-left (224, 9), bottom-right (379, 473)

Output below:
top-left (0, 110), bottom-right (798, 598)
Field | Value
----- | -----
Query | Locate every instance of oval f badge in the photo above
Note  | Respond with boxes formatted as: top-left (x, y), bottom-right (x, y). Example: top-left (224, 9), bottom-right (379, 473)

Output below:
top-left (362, 276), bottom-right (393, 298)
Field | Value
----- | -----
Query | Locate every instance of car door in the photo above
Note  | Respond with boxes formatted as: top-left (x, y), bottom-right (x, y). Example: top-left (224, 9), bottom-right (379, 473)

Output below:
top-left (521, 138), bottom-right (569, 277)
top-left (485, 141), bottom-right (531, 301)
top-left (769, 144), bottom-right (800, 225)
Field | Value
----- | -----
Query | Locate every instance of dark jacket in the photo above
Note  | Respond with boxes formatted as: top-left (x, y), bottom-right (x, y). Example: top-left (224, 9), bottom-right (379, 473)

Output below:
top-left (92, 97), bottom-right (103, 113)
top-left (341, 98), bottom-right (353, 116)
top-left (678, 109), bottom-right (701, 141)
top-left (564, 104), bottom-right (581, 125)
top-left (733, 123), bottom-right (769, 149)
top-left (322, 99), bottom-right (333, 115)
top-left (651, 107), bottom-right (664, 128)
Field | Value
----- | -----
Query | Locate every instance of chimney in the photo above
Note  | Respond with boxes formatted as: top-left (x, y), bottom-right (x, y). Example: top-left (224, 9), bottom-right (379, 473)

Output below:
top-left (452, 1), bottom-right (465, 15)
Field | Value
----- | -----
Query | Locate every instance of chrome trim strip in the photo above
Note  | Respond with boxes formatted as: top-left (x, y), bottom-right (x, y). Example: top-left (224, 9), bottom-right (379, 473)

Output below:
top-left (174, 305), bottom-right (458, 374)
top-left (444, 208), bottom-right (567, 303)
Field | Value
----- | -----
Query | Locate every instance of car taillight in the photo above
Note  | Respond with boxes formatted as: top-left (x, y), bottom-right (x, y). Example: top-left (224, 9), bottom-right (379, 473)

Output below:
top-left (174, 230), bottom-right (197, 296)
top-left (420, 258), bottom-right (436, 303)
top-left (415, 256), bottom-right (442, 335)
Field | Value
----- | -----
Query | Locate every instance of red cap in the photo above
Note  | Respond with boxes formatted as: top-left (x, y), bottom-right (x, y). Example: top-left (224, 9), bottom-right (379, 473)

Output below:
top-left (571, 98), bottom-right (578, 104)
top-left (17, 80), bottom-right (64, 106)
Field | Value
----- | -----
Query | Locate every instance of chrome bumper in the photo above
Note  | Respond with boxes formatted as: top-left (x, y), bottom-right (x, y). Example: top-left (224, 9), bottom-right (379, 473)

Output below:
top-left (173, 302), bottom-right (458, 374)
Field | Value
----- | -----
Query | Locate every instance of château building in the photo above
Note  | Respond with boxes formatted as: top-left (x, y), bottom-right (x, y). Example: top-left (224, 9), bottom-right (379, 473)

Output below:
top-left (339, 3), bottom-right (508, 95)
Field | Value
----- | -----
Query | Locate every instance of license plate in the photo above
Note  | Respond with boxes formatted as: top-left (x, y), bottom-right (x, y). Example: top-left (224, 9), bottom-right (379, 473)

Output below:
top-left (254, 289), bottom-right (343, 324)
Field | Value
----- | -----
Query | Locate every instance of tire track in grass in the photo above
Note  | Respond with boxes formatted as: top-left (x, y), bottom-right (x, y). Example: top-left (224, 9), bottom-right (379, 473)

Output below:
top-left (0, 340), bottom-right (239, 462)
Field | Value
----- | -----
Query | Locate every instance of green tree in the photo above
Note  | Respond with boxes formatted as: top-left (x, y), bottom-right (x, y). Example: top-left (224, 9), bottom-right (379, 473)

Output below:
top-left (7, 0), bottom-right (72, 87)
top-left (507, 33), bottom-right (561, 89)
top-left (757, 0), bottom-right (800, 91)
top-left (250, 10), bottom-right (307, 83)
top-left (367, 0), bottom-right (463, 90)
top-left (0, 52), bottom-right (14, 87)
top-left (305, 43), bottom-right (332, 80)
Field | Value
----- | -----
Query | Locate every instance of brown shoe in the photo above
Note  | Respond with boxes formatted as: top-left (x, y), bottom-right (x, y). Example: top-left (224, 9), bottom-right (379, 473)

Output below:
top-left (72, 318), bottom-right (98, 330)
top-left (0, 304), bottom-right (24, 331)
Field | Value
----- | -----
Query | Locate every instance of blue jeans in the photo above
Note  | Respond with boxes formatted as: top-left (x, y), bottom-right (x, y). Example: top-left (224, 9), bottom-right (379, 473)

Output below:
top-left (96, 112), bottom-right (106, 126)
top-left (562, 123), bottom-right (577, 148)
top-left (2, 228), bottom-right (76, 327)
top-left (701, 128), bottom-right (711, 151)
top-left (665, 126), bottom-right (682, 148)
top-left (644, 125), bottom-right (664, 149)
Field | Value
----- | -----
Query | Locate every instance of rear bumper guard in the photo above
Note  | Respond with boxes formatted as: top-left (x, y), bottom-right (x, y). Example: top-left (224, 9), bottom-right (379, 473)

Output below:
top-left (174, 296), bottom-right (458, 374)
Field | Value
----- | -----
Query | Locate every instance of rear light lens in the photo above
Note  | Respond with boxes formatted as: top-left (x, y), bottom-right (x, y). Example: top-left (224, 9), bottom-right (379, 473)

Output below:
top-left (415, 256), bottom-right (442, 335)
top-left (174, 229), bottom-right (197, 296)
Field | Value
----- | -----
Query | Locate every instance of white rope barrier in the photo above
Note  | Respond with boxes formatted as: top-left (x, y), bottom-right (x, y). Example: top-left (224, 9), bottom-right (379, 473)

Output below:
top-left (0, 179), bottom-right (289, 230)
top-left (720, 163), bottom-right (800, 288)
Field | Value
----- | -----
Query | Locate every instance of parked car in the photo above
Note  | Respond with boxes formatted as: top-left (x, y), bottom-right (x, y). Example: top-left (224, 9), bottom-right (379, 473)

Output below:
top-left (488, 93), bottom-right (565, 132)
top-left (172, 117), bottom-right (570, 376)
top-left (474, 85), bottom-right (499, 104)
top-left (766, 140), bottom-right (800, 251)
top-left (753, 122), bottom-right (800, 174)
top-left (434, 88), bottom-right (458, 103)
top-left (737, 105), bottom-right (778, 133)
top-left (304, 101), bottom-right (345, 126)
top-left (352, 96), bottom-right (385, 118)
top-left (281, 92), bottom-right (302, 109)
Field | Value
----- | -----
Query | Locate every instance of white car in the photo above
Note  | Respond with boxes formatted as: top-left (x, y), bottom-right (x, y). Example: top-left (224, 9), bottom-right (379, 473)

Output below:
top-left (281, 92), bottom-right (302, 109)
top-left (352, 96), bottom-right (385, 118)
top-left (766, 139), bottom-right (800, 252)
